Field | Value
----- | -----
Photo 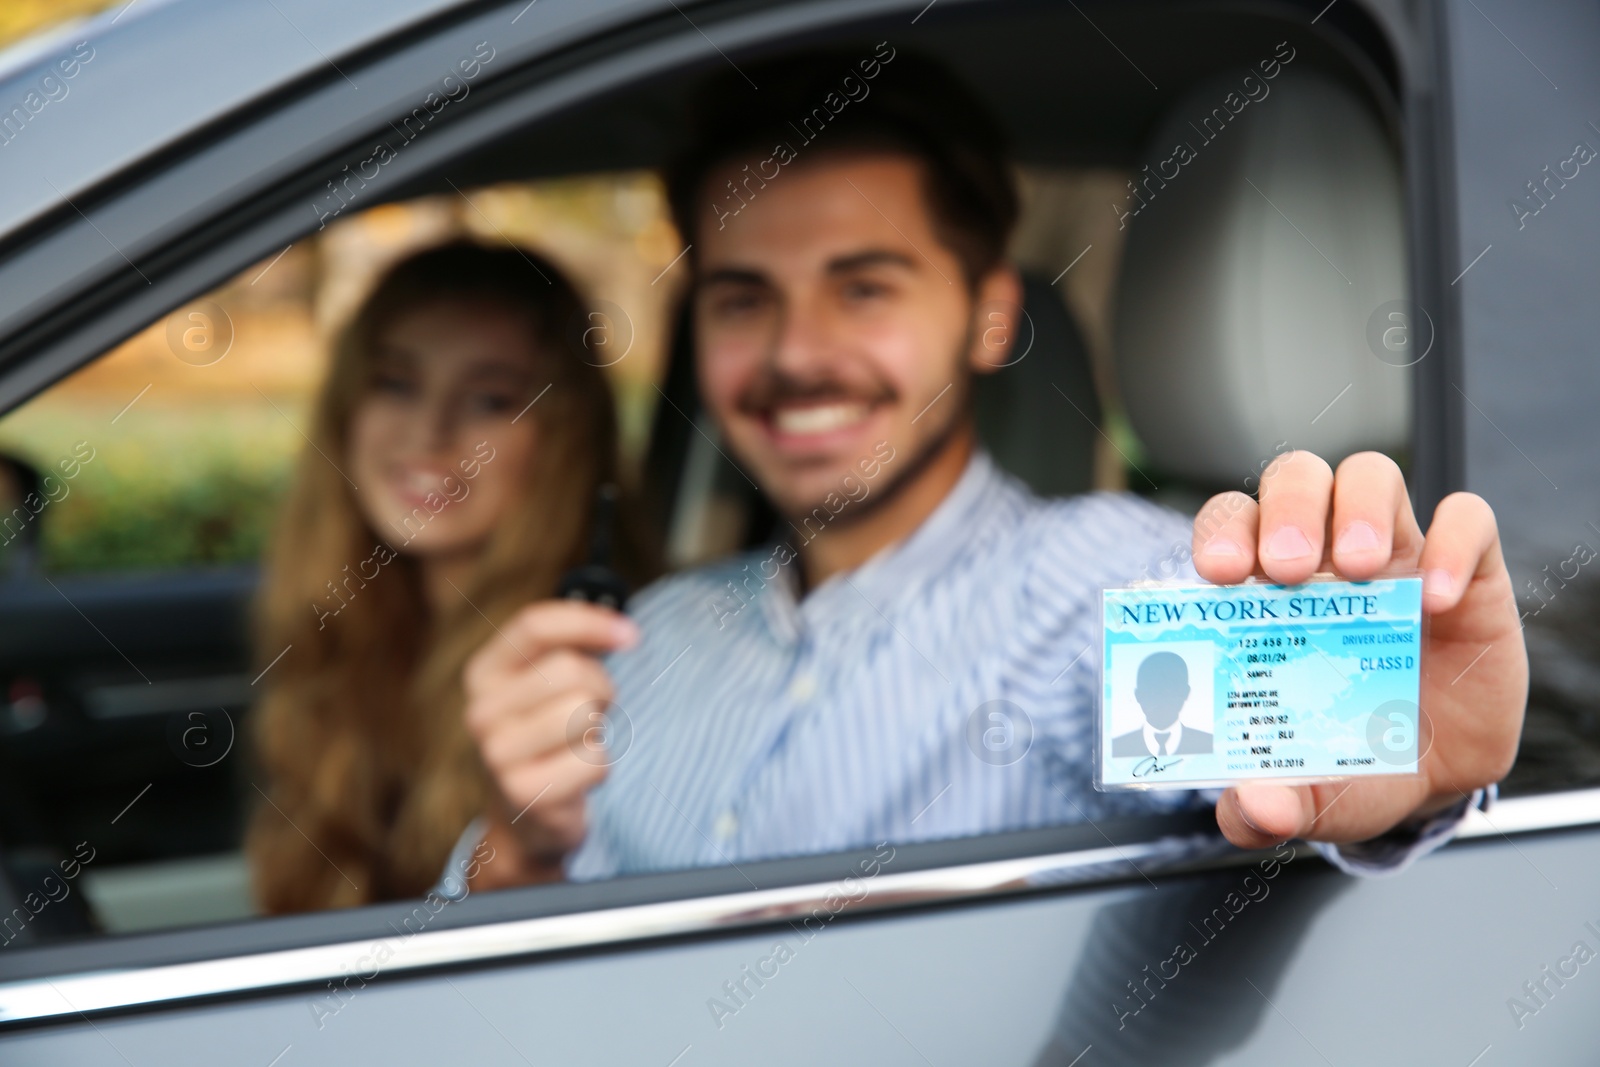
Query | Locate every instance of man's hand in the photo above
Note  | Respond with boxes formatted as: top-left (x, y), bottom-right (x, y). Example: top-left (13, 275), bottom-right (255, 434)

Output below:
top-left (1190, 450), bottom-right (1527, 850)
top-left (462, 601), bottom-right (639, 889)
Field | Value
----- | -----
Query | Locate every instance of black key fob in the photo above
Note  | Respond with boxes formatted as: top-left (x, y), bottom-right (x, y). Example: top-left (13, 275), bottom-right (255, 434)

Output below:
top-left (556, 484), bottom-right (631, 611)
top-left (556, 564), bottom-right (631, 611)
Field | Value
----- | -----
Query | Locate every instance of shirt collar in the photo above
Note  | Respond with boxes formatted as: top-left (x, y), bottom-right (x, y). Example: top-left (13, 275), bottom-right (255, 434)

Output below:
top-left (758, 448), bottom-right (1017, 643)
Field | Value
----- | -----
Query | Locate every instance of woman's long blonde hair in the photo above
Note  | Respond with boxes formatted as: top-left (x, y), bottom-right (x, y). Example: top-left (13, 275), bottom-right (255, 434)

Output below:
top-left (248, 240), bottom-right (637, 913)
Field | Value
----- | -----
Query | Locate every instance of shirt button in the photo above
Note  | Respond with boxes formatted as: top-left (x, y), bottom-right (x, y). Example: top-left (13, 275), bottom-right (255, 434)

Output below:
top-left (713, 810), bottom-right (739, 841)
top-left (787, 673), bottom-right (817, 703)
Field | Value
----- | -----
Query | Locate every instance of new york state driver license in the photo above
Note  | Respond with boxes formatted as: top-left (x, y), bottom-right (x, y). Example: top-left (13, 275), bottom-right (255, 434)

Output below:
top-left (1096, 577), bottom-right (1424, 790)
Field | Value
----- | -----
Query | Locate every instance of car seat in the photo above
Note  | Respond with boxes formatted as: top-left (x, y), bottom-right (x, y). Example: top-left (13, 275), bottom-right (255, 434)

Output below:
top-left (1113, 68), bottom-right (1411, 497)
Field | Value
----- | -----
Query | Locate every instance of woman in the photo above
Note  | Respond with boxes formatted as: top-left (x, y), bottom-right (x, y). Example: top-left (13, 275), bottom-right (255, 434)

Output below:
top-left (248, 240), bottom-right (647, 913)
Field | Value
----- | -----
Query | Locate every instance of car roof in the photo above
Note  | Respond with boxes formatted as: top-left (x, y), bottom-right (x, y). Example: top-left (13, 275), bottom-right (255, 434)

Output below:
top-left (0, 0), bottom-right (1403, 250)
top-left (0, 0), bottom-right (476, 240)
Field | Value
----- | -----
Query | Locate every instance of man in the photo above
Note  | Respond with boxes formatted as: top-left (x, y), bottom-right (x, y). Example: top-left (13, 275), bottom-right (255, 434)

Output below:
top-left (1112, 652), bottom-right (1213, 758)
top-left (460, 51), bottom-right (1525, 888)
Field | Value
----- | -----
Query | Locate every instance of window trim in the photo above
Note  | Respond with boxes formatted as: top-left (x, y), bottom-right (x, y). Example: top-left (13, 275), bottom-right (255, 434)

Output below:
top-left (0, 830), bottom-right (1215, 1026)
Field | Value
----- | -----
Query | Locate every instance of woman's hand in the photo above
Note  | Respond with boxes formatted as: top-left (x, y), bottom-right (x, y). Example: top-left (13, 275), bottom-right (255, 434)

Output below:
top-left (462, 600), bottom-right (639, 889)
top-left (1190, 450), bottom-right (1527, 849)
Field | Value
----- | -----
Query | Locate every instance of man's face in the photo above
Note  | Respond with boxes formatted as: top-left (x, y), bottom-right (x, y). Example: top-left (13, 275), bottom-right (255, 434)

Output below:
top-left (692, 152), bottom-right (1003, 520)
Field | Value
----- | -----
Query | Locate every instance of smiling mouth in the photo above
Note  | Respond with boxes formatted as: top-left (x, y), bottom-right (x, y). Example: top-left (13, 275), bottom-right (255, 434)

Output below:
top-left (767, 401), bottom-right (873, 436)
top-left (388, 466), bottom-right (455, 505)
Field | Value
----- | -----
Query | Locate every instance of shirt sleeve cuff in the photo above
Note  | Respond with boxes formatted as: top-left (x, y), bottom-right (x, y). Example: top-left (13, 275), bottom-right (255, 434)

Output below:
top-left (1313, 785), bottom-right (1495, 876)
top-left (432, 815), bottom-right (487, 902)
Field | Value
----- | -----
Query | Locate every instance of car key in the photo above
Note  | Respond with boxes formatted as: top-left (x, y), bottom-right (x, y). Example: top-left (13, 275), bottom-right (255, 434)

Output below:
top-left (556, 483), bottom-right (631, 611)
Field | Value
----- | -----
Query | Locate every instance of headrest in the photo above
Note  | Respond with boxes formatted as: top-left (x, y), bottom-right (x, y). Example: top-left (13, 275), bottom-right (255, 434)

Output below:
top-left (1113, 69), bottom-right (1411, 487)
top-left (973, 272), bottom-right (1101, 499)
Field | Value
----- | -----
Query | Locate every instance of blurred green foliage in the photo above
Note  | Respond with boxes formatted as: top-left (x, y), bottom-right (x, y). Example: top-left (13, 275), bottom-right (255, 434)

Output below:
top-left (43, 458), bottom-right (289, 573)
top-left (0, 400), bottom-right (300, 575)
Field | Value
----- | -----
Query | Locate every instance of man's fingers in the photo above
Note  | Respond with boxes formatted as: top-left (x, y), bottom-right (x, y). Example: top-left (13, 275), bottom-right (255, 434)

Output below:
top-left (1197, 455), bottom-right (1522, 853)
top-left (1418, 491), bottom-right (1503, 616)
top-left (1254, 450), bottom-right (1334, 585)
top-left (477, 687), bottom-right (615, 769)
top-left (461, 601), bottom-right (635, 870)
top-left (1192, 491), bottom-right (1260, 585)
top-left (1329, 451), bottom-right (1418, 579)
top-left (1217, 784), bottom-right (1310, 848)
top-left (1220, 777), bottom-right (1437, 850)
top-left (465, 651), bottom-right (614, 737)
top-left (497, 762), bottom-right (599, 855)
top-left (465, 600), bottom-right (638, 694)
top-left (499, 752), bottom-right (607, 816)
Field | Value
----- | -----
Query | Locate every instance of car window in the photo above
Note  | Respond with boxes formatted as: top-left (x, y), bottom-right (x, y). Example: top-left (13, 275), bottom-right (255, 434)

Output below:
top-left (0, 0), bottom-right (1565, 968)
top-left (0, 158), bottom-right (1148, 939)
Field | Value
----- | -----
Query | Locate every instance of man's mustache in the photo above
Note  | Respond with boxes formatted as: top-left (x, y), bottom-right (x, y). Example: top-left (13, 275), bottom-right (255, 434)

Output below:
top-left (735, 368), bottom-right (898, 414)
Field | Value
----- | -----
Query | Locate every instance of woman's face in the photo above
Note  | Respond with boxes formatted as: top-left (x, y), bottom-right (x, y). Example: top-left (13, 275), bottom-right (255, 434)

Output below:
top-left (348, 298), bottom-right (541, 560)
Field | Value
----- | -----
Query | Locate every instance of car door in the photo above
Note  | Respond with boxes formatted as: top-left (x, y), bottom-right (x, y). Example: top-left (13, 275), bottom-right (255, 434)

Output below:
top-left (0, 0), bottom-right (1597, 1064)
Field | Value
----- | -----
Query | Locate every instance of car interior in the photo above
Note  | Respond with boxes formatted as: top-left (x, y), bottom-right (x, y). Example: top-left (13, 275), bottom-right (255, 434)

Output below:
top-left (0, 0), bottom-right (1539, 951)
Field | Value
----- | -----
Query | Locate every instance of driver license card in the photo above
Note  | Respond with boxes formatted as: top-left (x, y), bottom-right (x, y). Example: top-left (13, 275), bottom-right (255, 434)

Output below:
top-left (1096, 576), bottom-right (1424, 790)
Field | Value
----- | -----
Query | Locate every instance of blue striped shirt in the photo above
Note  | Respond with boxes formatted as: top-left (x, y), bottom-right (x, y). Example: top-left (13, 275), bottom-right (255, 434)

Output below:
top-left (558, 450), bottom-right (1473, 883)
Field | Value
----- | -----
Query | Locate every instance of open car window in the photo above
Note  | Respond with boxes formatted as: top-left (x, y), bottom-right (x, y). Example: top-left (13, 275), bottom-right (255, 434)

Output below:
top-left (0, 0), bottom-right (1593, 1039)
top-left (0, 175), bottom-right (678, 938)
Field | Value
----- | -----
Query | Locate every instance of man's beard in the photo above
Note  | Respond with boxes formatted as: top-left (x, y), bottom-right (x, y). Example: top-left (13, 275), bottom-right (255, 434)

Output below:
top-left (728, 327), bottom-right (978, 532)
top-left (746, 382), bottom-right (971, 533)
top-left (817, 381), bottom-right (970, 530)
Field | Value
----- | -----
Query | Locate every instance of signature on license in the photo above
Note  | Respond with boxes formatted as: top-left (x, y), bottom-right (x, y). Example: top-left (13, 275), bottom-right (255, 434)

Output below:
top-left (1132, 756), bottom-right (1184, 778)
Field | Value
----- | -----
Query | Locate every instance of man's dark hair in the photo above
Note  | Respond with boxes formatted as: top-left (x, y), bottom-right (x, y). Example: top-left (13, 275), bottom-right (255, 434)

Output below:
top-left (664, 47), bottom-right (1019, 290)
